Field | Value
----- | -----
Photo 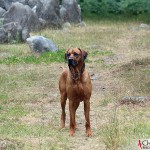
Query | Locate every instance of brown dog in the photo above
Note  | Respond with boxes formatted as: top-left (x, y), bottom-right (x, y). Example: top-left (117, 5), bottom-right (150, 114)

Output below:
top-left (59, 48), bottom-right (92, 136)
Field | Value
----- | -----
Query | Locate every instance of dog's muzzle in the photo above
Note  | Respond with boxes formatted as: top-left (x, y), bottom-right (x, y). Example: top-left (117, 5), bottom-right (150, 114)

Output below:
top-left (68, 58), bottom-right (77, 67)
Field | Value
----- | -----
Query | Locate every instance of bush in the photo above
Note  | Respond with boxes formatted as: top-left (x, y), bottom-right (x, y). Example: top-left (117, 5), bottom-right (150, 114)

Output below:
top-left (121, 0), bottom-right (150, 15)
top-left (78, 0), bottom-right (108, 15)
top-left (77, 0), bottom-right (150, 16)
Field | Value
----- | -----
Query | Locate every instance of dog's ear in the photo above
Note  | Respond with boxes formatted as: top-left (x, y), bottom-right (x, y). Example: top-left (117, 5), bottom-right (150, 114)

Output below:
top-left (65, 52), bottom-right (67, 60)
top-left (65, 49), bottom-right (70, 60)
top-left (78, 48), bottom-right (88, 60)
top-left (82, 50), bottom-right (88, 60)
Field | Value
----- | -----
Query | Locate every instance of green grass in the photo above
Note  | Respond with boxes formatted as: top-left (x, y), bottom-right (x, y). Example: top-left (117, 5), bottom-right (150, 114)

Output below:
top-left (89, 50), bottom-right (113, 57)
top-left (0, 49), bottom-right (114, 65)
top-left (0, 50), bottom-right (66, 64)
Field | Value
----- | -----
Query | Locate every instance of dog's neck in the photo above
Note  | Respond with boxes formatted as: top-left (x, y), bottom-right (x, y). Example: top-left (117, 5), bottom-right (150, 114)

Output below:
top-left (69, 62), bottom-right (85, 81)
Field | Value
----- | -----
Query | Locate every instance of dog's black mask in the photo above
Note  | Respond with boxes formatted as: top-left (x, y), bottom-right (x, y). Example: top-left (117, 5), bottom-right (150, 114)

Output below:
top-left (68, 58), bottom-right (77, 67)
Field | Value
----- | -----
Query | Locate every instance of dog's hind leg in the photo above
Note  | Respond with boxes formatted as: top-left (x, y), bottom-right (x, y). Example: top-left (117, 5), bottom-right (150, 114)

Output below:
top-left (84, 100), bottom-right (92, 137)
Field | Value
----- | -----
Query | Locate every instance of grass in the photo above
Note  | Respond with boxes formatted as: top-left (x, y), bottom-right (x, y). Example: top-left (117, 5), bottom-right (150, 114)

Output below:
top-left (0, 50), bottom-right (65, 64)
top-left (100, 108), bottom-right (150, 150)
top-left (119, 58), bottom-right (150, 95)
top-left (0, 19), bottom-right (150, 149)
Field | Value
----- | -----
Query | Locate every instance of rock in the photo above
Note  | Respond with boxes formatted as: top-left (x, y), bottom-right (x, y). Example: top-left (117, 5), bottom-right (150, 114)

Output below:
top-left (38, 18), bottom-right (47, 29)
top-left (4, 2), bottom-right (40, 41)
top-left (78, 21), bottom-right (86, 27)
top-left (26, 0), bottom-right (41, 8)
top-left (0, 7), bottom-right (6, 18)
top-left (0, 27), bottom-right (7, 43)
top-left (3, 22), bottom-right (22, 42)
top-left (62, 22), bottom-right (71, 33)
top-left (0, 22), bottom-right (23, 43)
top-left (1, 0), bottom-right (26, 10)
top-left (26, 0), bottom-right (62, 28)
top-left (129, 26), bottom-right (139, 32)
top-left (60, 6), bottom-right (67, 23)
top-left (25, 0), bottom-right (43, 17)
top-left (26, 36), bottom-right (58, 53)
top-left (120, 96), bottom-right (149, 105)
top-left (39, 0), bottom-right (62, 28)
top-left (0, 0), bottom-right (83, 43)
top-left (62, 22), bottom-right (71, 29)
top-left (0, 0), bottom-right (5, 9)
top-left (60, 0), bottom-right (81, 23)
top-left (139, 23), bottom-right (149, 29)
top-left (0, 18), bottom-right (4, 28)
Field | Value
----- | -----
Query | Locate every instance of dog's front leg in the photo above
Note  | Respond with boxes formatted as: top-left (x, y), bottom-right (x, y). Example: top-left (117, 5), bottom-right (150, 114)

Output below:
top-left (84, 100), bottom-right (92, 137)
top-left (69, 100), bottom-right (75, 136)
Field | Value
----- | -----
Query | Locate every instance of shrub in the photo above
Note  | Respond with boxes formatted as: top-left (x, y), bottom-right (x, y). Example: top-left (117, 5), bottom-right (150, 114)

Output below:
top-left (121, 0), bottom-right (150, 15)
top-left (77, 0), bottom-right (150, 16)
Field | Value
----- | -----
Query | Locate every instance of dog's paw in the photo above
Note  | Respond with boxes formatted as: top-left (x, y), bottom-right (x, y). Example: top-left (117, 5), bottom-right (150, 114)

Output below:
top-left (60, 120), bottom-right (65, 128)
top-left (86, 129), bottom-right (92, 137)
top-left (69, 130), bottom-right (75, 137)
top-left (60, 124), bottom-right (65, 128)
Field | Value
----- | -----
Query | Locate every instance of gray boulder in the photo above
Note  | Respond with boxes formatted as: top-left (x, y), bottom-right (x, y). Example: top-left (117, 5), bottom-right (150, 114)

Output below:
top-left (3, 22), bottom-right (22, 42)
top-left (0, 27), bottom-right (7, 43)
top-left (0, 22), bottom-right (23, 43)
top-left (60, 0), bottom-right (81, 23)
top-left (140, 23), bottom-right (150, 29)
top-left (39, 0), bottom-right (62, 28)
top-left (0, 7), bottom-right (6, 17)
top-left (25, 0), bottom-right (41, 8)
top-left (25, 0), bottom-right (43, 17)
top-left (4, 2), bottom-right (40, 41)
top-left (0, 18), bottom-right (4, 27)
top-left (1, 0), bottom-right (26, 10)
top-left (120, 96), bottom-right (149, 105)
top-left (26, 36), bottom-right (58, 53)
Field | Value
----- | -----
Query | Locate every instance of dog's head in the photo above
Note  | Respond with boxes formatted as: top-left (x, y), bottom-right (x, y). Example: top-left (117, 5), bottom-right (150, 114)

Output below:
top-left (65, 48), bottom-right (88, 67)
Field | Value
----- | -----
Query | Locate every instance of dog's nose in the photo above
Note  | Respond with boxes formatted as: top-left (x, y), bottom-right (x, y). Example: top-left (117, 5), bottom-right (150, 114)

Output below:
top-left (68, 58), bottom-right (73, 65)
top-left (68, 58), bottom-right (77, 66)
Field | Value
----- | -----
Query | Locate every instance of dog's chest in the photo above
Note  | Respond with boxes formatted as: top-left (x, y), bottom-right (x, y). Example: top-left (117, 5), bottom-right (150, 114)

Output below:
top-left (74, 83), bottom-right (85, 101)
top-left (68, 81), bottom-right (85, 101)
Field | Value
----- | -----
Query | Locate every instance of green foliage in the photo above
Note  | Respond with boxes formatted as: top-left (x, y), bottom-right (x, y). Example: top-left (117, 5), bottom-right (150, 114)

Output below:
top-left (121, 0), bottom-right (150, 15)
top-left (106, 0), bottom-right (122, 14)
top-left (0, 50), bottom-right (65, 64)
top-left (79, 0), bottom-right (108, 15)
top-left (78, 0), bottom-right (150, 17)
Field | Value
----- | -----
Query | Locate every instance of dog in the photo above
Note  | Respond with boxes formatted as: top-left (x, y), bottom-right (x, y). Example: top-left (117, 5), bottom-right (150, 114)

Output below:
top-left (59, 48), bottom-right (92, 136)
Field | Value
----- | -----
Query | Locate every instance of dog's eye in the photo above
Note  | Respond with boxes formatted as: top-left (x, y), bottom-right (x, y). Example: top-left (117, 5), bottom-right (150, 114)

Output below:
top-left (74, 52), bottom-right (79, 58)
top-left (67, 53), bottom-right (71, 57)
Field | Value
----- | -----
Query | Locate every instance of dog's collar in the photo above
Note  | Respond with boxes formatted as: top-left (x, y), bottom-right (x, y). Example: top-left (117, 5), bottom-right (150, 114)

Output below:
top-left (69, 63), bottom-right (85, 81)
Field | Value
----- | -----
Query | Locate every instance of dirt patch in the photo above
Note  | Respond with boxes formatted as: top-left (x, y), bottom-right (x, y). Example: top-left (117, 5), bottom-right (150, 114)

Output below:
top-left (18, 62), bottom-right (118, 149)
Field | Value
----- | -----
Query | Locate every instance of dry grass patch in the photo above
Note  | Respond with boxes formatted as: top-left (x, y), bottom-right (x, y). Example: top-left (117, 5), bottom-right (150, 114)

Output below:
top-left (0, 19), bottom-right (150, 149)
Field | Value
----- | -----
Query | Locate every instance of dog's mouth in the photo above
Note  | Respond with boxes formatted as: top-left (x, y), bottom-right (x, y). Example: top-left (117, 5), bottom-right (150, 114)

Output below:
top-left (68, 58), bottom-right (80, 80)
top-left (68, 60), bottom-right (85, 81)
top-left (68, 58), bottom-right (78, 67)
